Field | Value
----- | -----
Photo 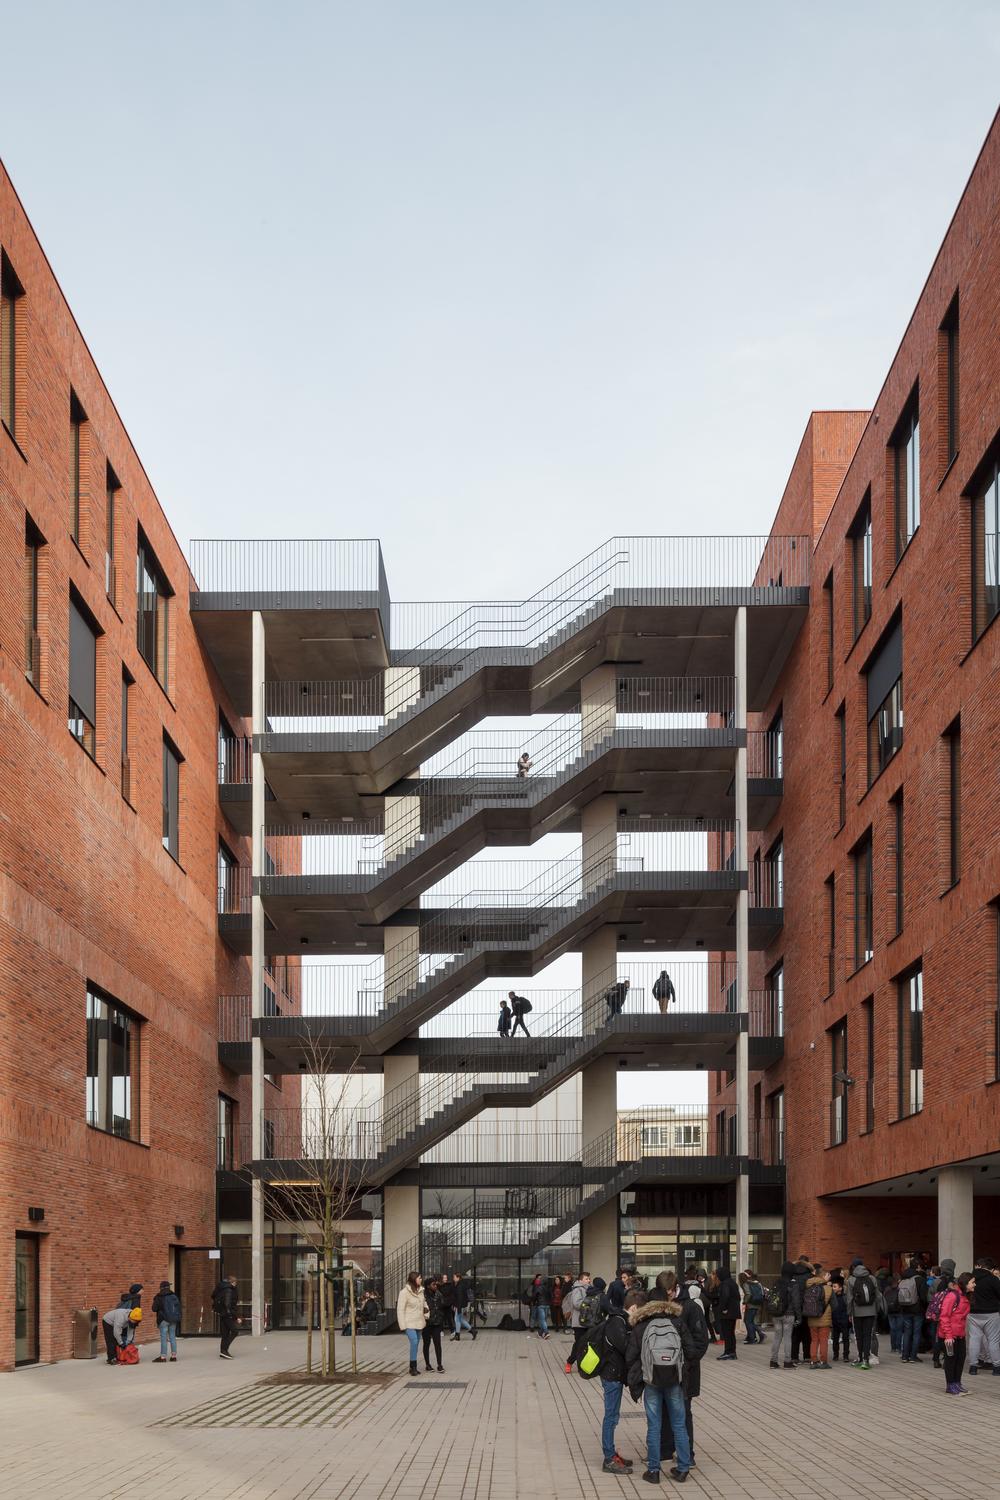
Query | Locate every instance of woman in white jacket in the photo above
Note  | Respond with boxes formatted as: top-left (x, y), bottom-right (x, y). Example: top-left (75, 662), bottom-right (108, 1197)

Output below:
top-left (396, 1272), bottom-right (429, 1375)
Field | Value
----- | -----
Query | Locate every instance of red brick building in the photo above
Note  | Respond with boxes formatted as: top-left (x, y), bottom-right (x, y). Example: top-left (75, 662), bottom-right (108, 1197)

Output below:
top-left (713, 111), bottom-right (1000, 1270)
top-left (0, 163), bottom-right (252, 1370)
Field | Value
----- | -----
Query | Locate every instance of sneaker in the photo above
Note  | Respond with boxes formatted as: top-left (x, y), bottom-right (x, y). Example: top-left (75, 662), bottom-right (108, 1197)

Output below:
top-left (946, 1383), bottom-right (960, 1395)
top-left (153, 1357), bottom-right (166, 1363)
top-left (957, 1384), bottom-right (969, 1394)
top-left (783, 1362), bottom-right (796, 1369)
top-left (169, 1356), bottom-right (177, 1362)
top-left (642, 1473), bottom-right (660, 1485)
top-left (220, 1352), bottom-right (234, 1360)
top-left (540, 1332), bottom-right (550, 1340)
top-left (860, 1361), bottom-right (871, 1370)
top-left (603, 1457), bottom-right (631, 1475)
top-left (436, 1366), bottom-right (444, 1372)
top-left (471, 1329), bottom-right (478, 1341)
top-left (564, 1362), bottom-right (573, 1374)
top-left (910, 1355), bottom-right (923, 1363)
top-left (669, 1469), bottom-right (689, 1484)
top-left (968, 1365), bottom-right (978, 1374)
top-left (769, 1361), bottom-right (780, 1369)
top-left (869, 1356), bottom-right (879, 1365)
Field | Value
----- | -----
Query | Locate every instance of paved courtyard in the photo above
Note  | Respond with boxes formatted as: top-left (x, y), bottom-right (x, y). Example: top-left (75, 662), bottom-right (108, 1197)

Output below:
top-left (3, 1329), bottom-right (999, 1500)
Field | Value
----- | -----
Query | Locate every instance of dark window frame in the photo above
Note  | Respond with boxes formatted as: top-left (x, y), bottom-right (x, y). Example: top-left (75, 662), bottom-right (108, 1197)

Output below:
top-left (940, 293), bottom-right (959, 471)
top-left (162, 734), bottom-right (182, 862)
top-left (86, 982), bottom-right (141, 1141)
top-left (896, 964), bottom-right (924, 1119)
top-left (1, 249), bottom-right (24, 439)
top-left (823, 572), bottom-right (834, 694)
top-left (121, 668), bottom-right (133, 802)
top-left (137, 528), bottom-right (173, 691)
top-left (24, 515), bottom-right (44, 687)
top-left (864, 614), bottom-right (903, 786)
top-left (70, 389), bottom-right (86, 546)
top-left (944, 718), bottom-right (961, 888)
top-left (890, 790), bottom-right (904, 936)
top-left (861, 997), bottom-right (875, 1134)
top-left (829, 1017), bottom-right (848, 1146)
top-left (892, 390), bottom-right (921, 560)
top-left (849, 492), bottom-right (873, 639)
top-left (68, 590), bottom-right (99, 760)
top-left (835, 703), bottom-right (846, 828)
top-left (824, 874), bottom-right (836, 996)
top-left (105, 462), bottom-right (120, 603)
top-left (852, 830), bottom-right (874, 972)
top-left (971, 454), bottom-right (1000, 644)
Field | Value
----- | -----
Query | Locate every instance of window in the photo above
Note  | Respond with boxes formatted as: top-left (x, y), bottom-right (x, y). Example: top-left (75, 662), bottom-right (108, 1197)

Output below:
top-left (218, 712), bottom-right (240, 784)
top-left (121, 670), bottom-right (133, 801)
top-left (824, 875), bottom-right (836, 994)
top-left (105, 464), bottom-right (120, 602)
top-left (861, 997), bottom-right (875, 1134)
top-left (218, 839), bottom-right (238, 914)
top-left (850, 494), bottom-right (872, 638)
top-left (765, 835), bottom-right (783, 907)
top-left (70, 390), bottom-right (86, 545)
top-left (769, 707), bottom-right (783, 778)
top-left (940, 294), bottom-right (959, 471)
top-left (767, 1087), bottom-right (785, 1165)
top-left (852, 832), bottom-right (873, 970)
top-left (897, 965), bottom-right (924, 1118)
top-left (944, 718), bottom-right (960, 887)
top-left (865, 614), bottom-right (903, 783)
top-left (673, 1123), bottom-right (702, 1149)
top-left (891, 791), bottom-right (904, 935)
top-left (830, 1018), bottom-right (848, 1145)
top-left (68, 594), bottom-right (98, 758)
top-left (835, 703), bottom-right (846, 827)
top-left (162, 736), bottom-right (181, 860)
top-left (137, 531), bottom-right (172, 689)
top-left (86, 984), bottom-right (140, 1140)
top-left (893, 395), bottom-right (920, 558)
top-left (218, 1094), bottom-right (236, 1169)
top-left (24, 516), bottom-right (44, 687)
top-left (971, 457), bottom-right (1000, 641)
top-left (994, 906), bottom-right (1000, 1084)
top-left (766, 961), bottom-right (784, 1034)
top-left (823, 572), bottom-right (834, 693)
top-left (1, 250), bottom-right (23, 438)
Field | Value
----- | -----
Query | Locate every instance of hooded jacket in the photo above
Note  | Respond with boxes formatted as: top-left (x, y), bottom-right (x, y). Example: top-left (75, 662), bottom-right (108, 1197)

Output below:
top-left (937, 1286), bottom-right (971, 1341)
top-left (774, 1261), bottom-right (802, 1319)
top-left (846, 1264), bottom-right (878, 1318)
top-left (624, 1299), bottom-right (700, 1403)
top-left (971, 1268), bottom-right (1000, 1315)
top-left (595, 1307), bottom-right (630, 1384)
top-left (101, 1306), bottom-right (136, 1346)
top-left (566, 1278), bottom-right (591, 1328)
top-left (716, 1270), bottom-right (741, 1321)
top-left (804, 1275), bottom-right (833, 1327)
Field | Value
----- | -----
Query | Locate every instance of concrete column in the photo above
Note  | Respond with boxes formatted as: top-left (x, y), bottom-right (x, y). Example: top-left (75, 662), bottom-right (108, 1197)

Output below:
top-left (937, 1167), bottom-right (975, 1273)
top-left (384, 664), bottom-right (422, 721)
top-left (581, 665), bottom-right (617, 753)
top-left (582, 795), bottom-right (618, 895)
top-left (581, 927), bottom-right (618, 1034)
top-left (250, 611), bottom-right (266, 1337)
top-left (384, 785), bottom-right (422, 863)
top-left (384, 920), bottom-right (421, 1007)
top-left (383, 1185), bottom-right (421, 1266)
top-left (581, 1055), bottom-right (619, 1279)
top-left (382, 1050), bottom-right (420, 1150)
top-left (734, 606), bottom-right (750, 1276)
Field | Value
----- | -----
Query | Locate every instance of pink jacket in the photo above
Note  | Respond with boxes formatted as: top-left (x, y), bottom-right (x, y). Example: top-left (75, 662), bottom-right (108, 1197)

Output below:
top-left (936, 1288), bottom-right (970, 1341)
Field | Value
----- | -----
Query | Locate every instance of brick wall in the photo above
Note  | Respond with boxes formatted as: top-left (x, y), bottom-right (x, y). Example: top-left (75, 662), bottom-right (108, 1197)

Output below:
top-left (0, 161), bottom-right (250, 1369)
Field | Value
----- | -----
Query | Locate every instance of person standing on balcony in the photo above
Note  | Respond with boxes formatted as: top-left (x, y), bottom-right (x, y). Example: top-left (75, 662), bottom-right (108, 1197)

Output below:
top-left (653, 971), bottom-right (676, 1012)
top-left (604, 978), bottom-right (630, 1018)
top-left (497, 999), bottom-right (512, 1038)
top-left (396, 1272), bottom-right (428, 1377)
top-left (509, 991), bottom-right (532, 1037)
top-left (516, 752), bottom-right (533, 778)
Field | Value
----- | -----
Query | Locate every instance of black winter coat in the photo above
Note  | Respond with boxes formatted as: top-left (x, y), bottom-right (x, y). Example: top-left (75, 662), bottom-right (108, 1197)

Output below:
top-left (596, 1309), bottom-right (630, 1384)
top-left (717, 1274), bottom-right (741, 1321)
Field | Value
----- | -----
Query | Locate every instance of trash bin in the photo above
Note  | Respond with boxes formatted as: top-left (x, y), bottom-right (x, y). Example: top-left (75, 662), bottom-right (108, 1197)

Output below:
top-left (72, 1307), bottom-right (98, 1359)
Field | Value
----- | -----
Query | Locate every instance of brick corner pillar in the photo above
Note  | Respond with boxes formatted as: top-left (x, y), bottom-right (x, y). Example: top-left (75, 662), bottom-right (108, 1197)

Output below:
top-left (580, 1055), bottom-right (619, 1280)
top-left (734, 605), bottom-right (750, 1277)
top-left (937, 1166), bottom-right (974, 1273)
top-left (250, 610), bottom-right (267, 1337)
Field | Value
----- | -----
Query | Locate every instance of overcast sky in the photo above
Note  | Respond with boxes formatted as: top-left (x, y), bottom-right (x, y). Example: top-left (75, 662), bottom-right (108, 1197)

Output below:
top-left (1, 2), bottom-right (998, 604)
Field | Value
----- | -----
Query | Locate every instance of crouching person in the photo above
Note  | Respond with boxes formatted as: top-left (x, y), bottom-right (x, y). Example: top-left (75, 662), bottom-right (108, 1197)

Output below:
top-left (626, 1289), bottom-right (698, 1483)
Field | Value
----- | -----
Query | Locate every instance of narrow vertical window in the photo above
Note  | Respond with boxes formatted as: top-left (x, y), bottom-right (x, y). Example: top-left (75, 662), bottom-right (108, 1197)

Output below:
top-left (121, 670), bottom-right (133, 802)
top-left (162, 735), bottom-right (181, 860)
top-left (137, 531), bottom-right (173, 689)
top-left (766, 961), bottom-right (784, 1035)
top-left (769, 707), bottom-right (783, 778)
top-left (852, 832), bottom-right (873, 970)
top-left (971, 457), bottom-right (1000, 642)
top-left (897, 965), bottom-right (924, 1118)
top-left (850, 493), bottom-right (873, 638)
top-left (824, 874), bottom-right (836, 995)
top-left (765, 835), bottom-right (783, 908)
top-left (24, 516), bottom-right (44, 687)
top-left (829, 1018), bottom-right (848, 1145)
top-left (105, 463), bottom-right (120, 602)
top-left (865, 614), bottom-right (903, 784)
top-left (892, 394), bottom-right (921, 558)
top-left (891, 791), bottom-right (904, 936)
top-left (218, 1095), bottom-right (236, 1169)
top-left (994, 906), bottom-right (1000, 1084)
top-left (835, 703), bottom-right (846, 827)
top-left (1, 250), bottom-right (23, 438)
top-left (70, 390), bottom-right (86, 545)
top-left (944, 718), bottom-right (961, 888)
top-left (68, 593), bottom-right (98, 758)
top-left (823, 572), bottom-right (834, 693)
top-left (861, 998), bottom-right (875, 1134)
top-left (86, 984), bottom-right (140, 1140)
top-left (940, 293), bottom-right (959, 471)
top-left (218, 839), bottom-right (238, 914)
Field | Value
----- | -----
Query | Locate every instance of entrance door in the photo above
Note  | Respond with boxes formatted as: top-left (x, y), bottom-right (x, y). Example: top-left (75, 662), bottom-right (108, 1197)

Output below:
top-left (273, 1248), bottom-right (320, 1329)
top-left (15, 1234), bottom-right (39, 1366)
top-left (175, 1247), bottom-right (224, 1336)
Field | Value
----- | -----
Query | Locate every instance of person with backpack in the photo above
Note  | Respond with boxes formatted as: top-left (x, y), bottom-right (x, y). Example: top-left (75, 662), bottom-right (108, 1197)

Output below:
top-left (654, 1272), bottom-right (709, 1472)
top-left (151, 1280), bottom-right (182, 1362)
top-left (896, 1258), bottom-right (928, 1363)
top-left (739, 1269), bottom-right (765, 1345)
top-left (450, 1272), bottom-right (477, 1340)
top-left (804, 1268), bottom-right (833, 1368)
top-left (212, 1274), bottom-right (242, 1359)
top-left (938, 1270), bottom-right (975, 1394)
top-left (101, 1304), bottom-right (140, 1365)
top-left (652, 971), bottom-right (676, 1013)
top-left (846, 1261), bottom-right (879, 1369)
top-left (625, 1286), bottom-right (699, 1483)
top-left (714, 1266), bottom-right (741, 1359)
top-left (604, 978), bottom-right (631, 1018)
top-left (564, 1273), bottom-right (601, 1371)
top-left (508, 990), bottom-right (532, 1037)
top-left (829, 1276), bottom-right (851, 1362)
top-left (768, 1261), bottom-right (802, 1369)
top-left (586, 1282), bottom-right (635, 1476)
top-left (926, 1257), bottom-right (955, 1368)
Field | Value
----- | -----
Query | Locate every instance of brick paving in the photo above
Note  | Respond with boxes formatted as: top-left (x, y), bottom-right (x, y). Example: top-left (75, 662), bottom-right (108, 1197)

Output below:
top-left (2, 1330), bottom-right (999, 1499)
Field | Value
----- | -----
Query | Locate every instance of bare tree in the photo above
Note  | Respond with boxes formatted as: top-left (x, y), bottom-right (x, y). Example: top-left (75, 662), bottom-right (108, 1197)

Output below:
top-left (253, 1031), bottom-right (374, 1377)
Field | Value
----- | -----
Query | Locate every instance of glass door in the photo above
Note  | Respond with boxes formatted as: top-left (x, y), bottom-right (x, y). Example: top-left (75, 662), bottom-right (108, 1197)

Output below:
top-left (15, 1234), bottom-right (39, 1365)
top-left (273, 1248), bottom-right (320, 1329)
top-left (176, 1247), bottom-right (225, 1336)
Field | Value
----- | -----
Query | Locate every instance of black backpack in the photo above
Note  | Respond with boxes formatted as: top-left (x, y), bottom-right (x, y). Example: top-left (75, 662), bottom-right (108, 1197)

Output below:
top-left (802, 1282), bottom-right (826, 1319)
top-left (162, 1291), bottom-right (181, 1324)
top-left (853, 1273), bottom-right (876, 1308)
top-left (579, 1290), bottom-right (601, 1328)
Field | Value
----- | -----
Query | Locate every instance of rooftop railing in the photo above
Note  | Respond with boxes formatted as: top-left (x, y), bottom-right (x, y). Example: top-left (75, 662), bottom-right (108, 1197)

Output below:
top-left (188, 538), bottom-right (388, 601)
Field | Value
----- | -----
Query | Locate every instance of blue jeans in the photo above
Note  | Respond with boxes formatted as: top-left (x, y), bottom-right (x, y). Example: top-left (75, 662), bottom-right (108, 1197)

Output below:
top-left (900, 1315), bottom-right (922, 1360)
top-left (601, 1379), bottom-right (623, 1460)
top-left (888, 1312), bottom-right (904, 1350)
top-left (405, 1328), bottom-right (420, 1362)
top-left (159, 1322), bottom-right (177, 1357)
top-left (535, 1304), bottom-right (549, 1335)
top-left (454, 1309), bottom-right (473, 1334)
top-left (643, 1383), bottom-right (691, 1475)
top-left (744, 1305), bottom-right (760, 1342)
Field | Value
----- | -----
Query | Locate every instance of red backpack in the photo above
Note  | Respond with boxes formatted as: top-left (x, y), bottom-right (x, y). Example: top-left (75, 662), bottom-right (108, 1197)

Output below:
top-left (116, 1344), bottom-right (140, 1365)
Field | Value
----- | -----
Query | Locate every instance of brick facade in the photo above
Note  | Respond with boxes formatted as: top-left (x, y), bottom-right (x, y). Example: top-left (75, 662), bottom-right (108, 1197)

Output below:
top-left (0, 163), bottom-right (251, 1369)
top-left (713, 111), bottom-right (1000, 1268)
